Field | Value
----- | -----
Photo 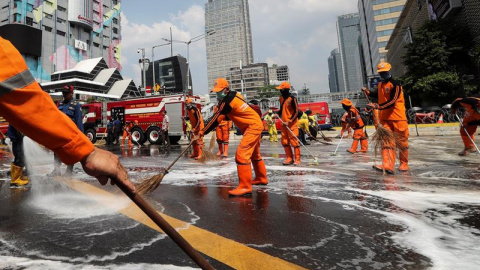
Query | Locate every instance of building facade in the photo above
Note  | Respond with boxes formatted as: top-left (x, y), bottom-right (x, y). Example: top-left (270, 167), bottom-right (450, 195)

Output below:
top-left (328, 48), bottom-right (345, 93)
top-left (227, 63), bottom-right (268, 99)
top-left (268, 64), bottom-right (289, 85)
top-left (358, 0), bottom-right (405, 77)
top-left (205, 0), bottom-right (254, 90)
top-left (0, 0), bottom-right (122, 83)
top-left (337, 13), bottom-right (366, 92)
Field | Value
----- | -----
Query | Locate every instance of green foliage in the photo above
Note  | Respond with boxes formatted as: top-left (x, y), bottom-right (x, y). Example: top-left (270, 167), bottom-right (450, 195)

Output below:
top-left (301, 87), bottom-right (310, 96)
top-left (401, 18), bottom-right (479, 105)
top-left (256, 85), bottom-right (278, 99)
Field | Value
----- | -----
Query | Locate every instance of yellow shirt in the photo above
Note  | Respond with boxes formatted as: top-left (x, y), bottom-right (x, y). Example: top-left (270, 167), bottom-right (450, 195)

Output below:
top-left (297, 118), bottom-right (309, 131)
top-left (185, 120), bottom-right (192, 132)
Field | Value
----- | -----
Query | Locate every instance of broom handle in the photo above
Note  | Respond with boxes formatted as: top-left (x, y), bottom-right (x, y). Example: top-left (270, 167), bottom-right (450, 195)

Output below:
top-left (279, 118), bottom-right (317, 160)
top-left (362, 88), bottom-right (381, 129)
top-left (455, 114), bottom-right (480, 154)
top-left (334, 124), bottom-right (348, 155)
top-left (115, 180), bottom-right (214, 270)
top-left (408, 96), bottom-right (420, 136)
top-left (165, 139), bottom-right (196, 172)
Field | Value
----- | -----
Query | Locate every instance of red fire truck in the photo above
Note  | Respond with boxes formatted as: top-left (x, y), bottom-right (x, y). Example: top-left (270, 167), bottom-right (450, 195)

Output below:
top-left (82, 94), bottom-right (203, 145)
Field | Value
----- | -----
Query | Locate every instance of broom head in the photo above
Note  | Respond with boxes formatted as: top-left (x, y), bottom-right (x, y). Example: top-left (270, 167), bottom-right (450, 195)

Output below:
top-left (136, 168), bottom-right (167, 195)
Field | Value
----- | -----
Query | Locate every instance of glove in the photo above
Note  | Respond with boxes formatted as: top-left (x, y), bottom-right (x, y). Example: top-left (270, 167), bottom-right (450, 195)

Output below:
top-left (367, 103), bottom-right (379, 109)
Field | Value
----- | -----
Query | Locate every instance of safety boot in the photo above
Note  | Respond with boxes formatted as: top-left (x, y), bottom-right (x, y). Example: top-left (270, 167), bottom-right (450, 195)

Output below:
top-left (195, 146), bottom-right (203, 160)
top-left (358, 139), bottom-right (368, 153)
top-left (216, 142), bottom-right (223, 156)
top-left (373, 149), bottom-right (395, 174)
top-left (10, 163), bottom-right (29, 187)
top-left (347, 140), bottom-right (359, 154)
top-left (458, 147), bottom-right (475, 156)
top-left (252, 159), bottom-right (268, 185)
top-left (282, 146), bottom-right (294, 165)
top-left (222, 144), bottom-right (229, 158)
top-left (398, 149), bottom-right (409, 171)
top-left (189, 144), bottom-right (199, 158)
top-left (293, 147), bottom-right (301, 166)
top-left (229, 164), bottom-right (253, 196)
top-left (64, 165), bottom-right (74, 177)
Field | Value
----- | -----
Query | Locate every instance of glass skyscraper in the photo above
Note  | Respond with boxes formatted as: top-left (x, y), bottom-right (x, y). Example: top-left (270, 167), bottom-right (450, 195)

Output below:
top-left (205, 0), bottom-right (254, 90)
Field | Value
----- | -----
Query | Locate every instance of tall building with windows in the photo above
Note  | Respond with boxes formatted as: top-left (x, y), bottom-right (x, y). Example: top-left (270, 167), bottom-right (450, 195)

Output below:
top-left (0, 0), bottom-right (122, 83)
top-left (328, 49), bottom-right (344, 93)
top-left (205, 0), bottom-right (254, 91)
top-left (358, 0), bottom-right (405, 77)
top-left (337, 13), bottom-right (365, 92)
top-left (268, 64), bottom-right (289, 85)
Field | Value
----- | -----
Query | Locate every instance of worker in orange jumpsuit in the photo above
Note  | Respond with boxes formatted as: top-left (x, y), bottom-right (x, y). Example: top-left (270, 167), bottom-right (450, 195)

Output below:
top-left (362, 62), bottom-right (409, 174)
top-left (341, 99), bottom-right (368, 153)
top-left (214, 105), bottom-right (232, 158)
top-left (186, 98), bottom-right (204, 160)
top-left (0, 36), bottom-right (134, 192)
top-left (451, 97), bottom-right (480, 156)
top-left (197, 78), bottom-right (267, 196)
top-left (122, 121), bottom-right (134, 147)
top-left (340, 112), bottom-right (352, 138)
top-left (276, 81), bottom-right (301, 166)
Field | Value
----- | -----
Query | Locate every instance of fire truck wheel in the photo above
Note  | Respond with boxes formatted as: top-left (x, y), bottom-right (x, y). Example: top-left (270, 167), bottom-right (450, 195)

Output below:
top-left (147, 127), bottom-right (162, 145)
top-left (85, 128), bottom-right (97, 143)
top-left (131, 127), bottom-right (145, 145)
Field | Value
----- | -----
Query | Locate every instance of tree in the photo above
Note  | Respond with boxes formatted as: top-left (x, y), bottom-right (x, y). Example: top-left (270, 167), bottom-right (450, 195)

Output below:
top-left (401, 18), bottom-right (478, 105)
top-left (256, 85), bottom-right (278, 99)
top-left (301, 84), bottom-right (310, 96)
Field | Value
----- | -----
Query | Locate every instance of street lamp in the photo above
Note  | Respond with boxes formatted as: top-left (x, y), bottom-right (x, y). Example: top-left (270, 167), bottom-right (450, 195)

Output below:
top-left (137, 48), bottom-right (146, 93)
top-left (151, 42), bottom-right (171, 95)
top-left (162, 30), bottom-right (216, 96)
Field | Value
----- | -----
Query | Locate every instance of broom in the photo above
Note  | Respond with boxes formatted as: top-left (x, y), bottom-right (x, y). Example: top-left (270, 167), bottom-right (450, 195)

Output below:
top-left (197, 132), bottom-right (217, 163)
top-left (136, 139), bottom-right (196, 195)
top-left (318, 129), bottom-right (333, 142)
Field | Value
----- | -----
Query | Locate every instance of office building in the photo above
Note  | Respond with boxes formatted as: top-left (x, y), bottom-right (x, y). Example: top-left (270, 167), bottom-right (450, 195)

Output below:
top-left (328, 49), bottom-right (345, 93)
top-left (205, 0), bottom-right (254, 91)
top-left (358, 0), bottom-right (405, 77)
top-left (0, 0), bottom-right (122, 83)
top-left (227, 63), bottom-right (268, 99)
top-left (268, 64), bottom-right (289, 85)
top-left (337, 13), bottom-right (366, 92)
top-left (144, 55), bottom-right (192, 95)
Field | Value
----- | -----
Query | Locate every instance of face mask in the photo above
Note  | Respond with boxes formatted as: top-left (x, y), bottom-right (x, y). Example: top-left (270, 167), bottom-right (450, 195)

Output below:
top-left (280, 89), bottom-right (290, 97)
top-left (268, 113), bottom-right (272, 115)
top-left (379, 71), bottom-right (391, 82)
top-left (342, 104), bottom-right (351, 111)
top-left (216, 90), bottom-right (227, 100)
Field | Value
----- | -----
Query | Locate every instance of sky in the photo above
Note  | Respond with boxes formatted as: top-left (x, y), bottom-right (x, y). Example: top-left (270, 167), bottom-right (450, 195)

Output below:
top-left (120, 0), bottom-right (359, 95)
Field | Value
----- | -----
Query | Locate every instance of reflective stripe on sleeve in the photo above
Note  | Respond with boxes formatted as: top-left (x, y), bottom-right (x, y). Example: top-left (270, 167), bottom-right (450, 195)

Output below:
top-left (0, 69), bottom-right (35, 96)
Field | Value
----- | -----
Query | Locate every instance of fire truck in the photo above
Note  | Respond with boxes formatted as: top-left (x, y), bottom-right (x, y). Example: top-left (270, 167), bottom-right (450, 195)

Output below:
top-left (82, 94), bottom-right (203, 145)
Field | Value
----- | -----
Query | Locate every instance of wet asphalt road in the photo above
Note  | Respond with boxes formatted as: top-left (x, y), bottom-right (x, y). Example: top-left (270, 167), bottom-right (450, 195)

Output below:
top-left (0, 133), bottom-right (479, 269)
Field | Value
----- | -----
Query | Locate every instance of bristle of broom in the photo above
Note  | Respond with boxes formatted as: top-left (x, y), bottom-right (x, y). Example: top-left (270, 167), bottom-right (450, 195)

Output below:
top-left (135, 171), bottom-right (166, 195)
top-left (371, 125), bottom-right (400, 175)
top-left (197, 132), bottom-right (218, 163)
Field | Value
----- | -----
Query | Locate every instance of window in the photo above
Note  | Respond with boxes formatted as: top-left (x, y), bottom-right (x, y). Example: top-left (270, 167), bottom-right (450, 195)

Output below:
top-left (112, 18), bottom-right (118, 24)
top-left (44, 13), bottom-right (53, 19)
top-left (2, 4), bottom-right (9, 9)
top-left (113, 27), bottom-right (118, 34)
top-left (84, 28), bottom-right (90, 33)
top-left (57, 30), bottom-right (66, 36)
top-left (58, 6), bottom-right (66, 12)
top-left (26, 17), bottom-right (33, 26)
top-left (44, 26), bottom-right (52, 32)
top-left (57, 18), bottom-right (65, 24)
top-left (93, 42), bottom-right (100, 47)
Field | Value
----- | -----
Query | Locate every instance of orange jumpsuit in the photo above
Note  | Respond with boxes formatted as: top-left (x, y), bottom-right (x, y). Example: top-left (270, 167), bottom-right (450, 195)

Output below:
top-left (122, 122), bottom-right (134, 147)
top-left (340, 112), bottom-right (352, 138)
top-left (188, 105), bottom-right (204, 159)
top-left (0, 37), bottom-right (94, 165)
top-left (346, 106), bottom-right (368, 153)
top-left (367, 79), bottom-right (409, 172)
top-left (451, 97), bottom-right (480, 154)
top-left (214, 105), bottom-right (232, 157)
top-left (203, 91), bottom-right (267, 196)
top-left (278, 94), bottom-right (300, 165)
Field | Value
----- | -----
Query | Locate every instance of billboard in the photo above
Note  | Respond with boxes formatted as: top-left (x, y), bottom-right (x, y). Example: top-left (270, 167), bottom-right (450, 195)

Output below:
top-left (68, 0), bottom-right (94, 29)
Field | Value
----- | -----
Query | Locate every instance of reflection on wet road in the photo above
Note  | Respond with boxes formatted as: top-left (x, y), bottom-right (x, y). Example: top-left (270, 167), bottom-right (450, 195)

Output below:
top-left (0, 135), bottom-right (479, 269)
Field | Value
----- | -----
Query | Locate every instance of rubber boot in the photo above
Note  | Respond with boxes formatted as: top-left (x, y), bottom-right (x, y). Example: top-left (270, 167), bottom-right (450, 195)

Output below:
top-left (64, 165), bottom-right (74, 176)
top-left (373, 149), bottom-right (395, 174)
top-left (347, 140), bottom-right (359, 154)
top-left (216, 142), bottom-right (223, 156)
top-left (48, 159), bottom-right (61, 177)
top-left (252, 159), bottom-right (268, 185)
top-left (293, 147), bottom-right (301, 166)
top-left (358, 139), bottom-right (368, 153)
top-left (222, 144), bottom-right (229, 158)
top-left (10, 163), bottom-right (29, 187)
top-left (282, 146), bottom-right (294, 165)
top-left (398, 149), bottom-right (409, 171)
top-left (189, 143), bottom-right (199, 158)
top-left (229, 164), bottom-right (253, 196)
top-left (458, 147), bottom-right (475, 156)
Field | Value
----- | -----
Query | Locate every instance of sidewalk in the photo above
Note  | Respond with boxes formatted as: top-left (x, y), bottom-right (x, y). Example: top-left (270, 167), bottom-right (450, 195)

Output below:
top-left (326, 123), bottom-right (466, 137)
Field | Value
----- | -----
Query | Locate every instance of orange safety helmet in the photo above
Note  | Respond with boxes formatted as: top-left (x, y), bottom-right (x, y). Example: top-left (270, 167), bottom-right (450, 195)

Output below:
top-left (275, 81), bottom-right (291, 90)
top-left (211, 78), bottom-right (229, 92)
top-left (185, 98), bottom-right (193, 104)
top-left (340, 98), bottom-right (353, 107)
top-left (134, 120), bottom-right (139, 125)
top-left (377, 62), bottom-right (392, 72)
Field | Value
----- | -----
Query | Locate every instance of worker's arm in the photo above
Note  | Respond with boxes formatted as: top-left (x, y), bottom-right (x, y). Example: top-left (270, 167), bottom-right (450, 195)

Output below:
top-left (377, 83), bottom-right (401, 110)
top-left (289, 96), bottom-right (299, 123)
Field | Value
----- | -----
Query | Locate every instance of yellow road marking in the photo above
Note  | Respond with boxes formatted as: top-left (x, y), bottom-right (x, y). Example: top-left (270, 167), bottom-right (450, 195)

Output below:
top-left (62, 179), bottom-right (306, 270)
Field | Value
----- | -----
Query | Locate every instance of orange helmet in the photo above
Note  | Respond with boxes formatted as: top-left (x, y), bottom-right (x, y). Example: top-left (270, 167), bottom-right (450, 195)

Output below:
top-left (275, 81), bottom-right (291, 90)
top-left (134, 120), bottom-right (139, 125)
top-left (377, 62), bottom-right (392, 72)
top-left (340, 98), bottom-right (353, 107)
top-left (185, 98), bottom-right (193, 104)
top-left (211, 78), bottom-right (229, 92)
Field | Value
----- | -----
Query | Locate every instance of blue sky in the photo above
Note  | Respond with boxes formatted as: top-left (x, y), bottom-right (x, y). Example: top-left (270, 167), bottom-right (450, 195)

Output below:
top-left (120, 0), bottom-right (358, 95)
